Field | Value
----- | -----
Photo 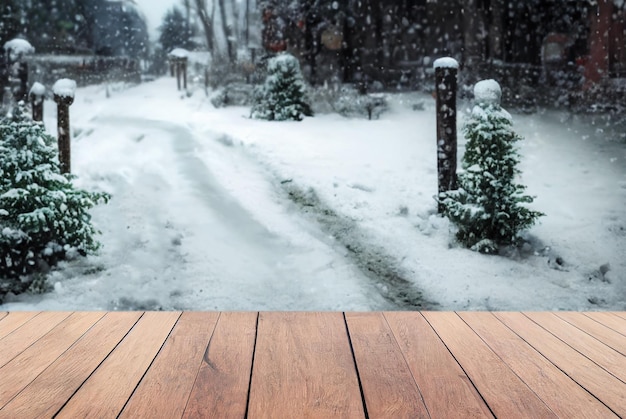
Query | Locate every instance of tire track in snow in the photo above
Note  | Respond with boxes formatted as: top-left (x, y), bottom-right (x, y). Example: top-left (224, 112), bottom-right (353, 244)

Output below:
top-left (92, 116), bottom-right (394, 311)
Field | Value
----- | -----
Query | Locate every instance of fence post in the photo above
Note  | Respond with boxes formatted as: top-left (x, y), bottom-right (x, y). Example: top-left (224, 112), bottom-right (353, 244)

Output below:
top-left (29, 82), bottom-right (45, 122)
top-left (52, 79), bottom-right (76, 174)
top-left (176, 58), bottom-right (182, 91)
top-left (433, 57), bottom-right (459, 213)
top-left (182, 57), bottom-right (188, 90)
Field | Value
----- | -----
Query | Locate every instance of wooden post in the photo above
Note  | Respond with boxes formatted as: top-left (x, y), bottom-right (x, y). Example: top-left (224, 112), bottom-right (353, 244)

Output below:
top-left (182, 57), bottom-right (188, 90)
top-left (433, 57), bottom-right (459, 213)
top-left (170, 59), bottom-right (175, 76)
top-left (29, 82), bottom-right (45, 122)
top-left (16, 62), bottom-right (28, 103)
top-left (52, 79), bottom-right (76, 174)
top-left (176, 58), bottom-right (182, 91)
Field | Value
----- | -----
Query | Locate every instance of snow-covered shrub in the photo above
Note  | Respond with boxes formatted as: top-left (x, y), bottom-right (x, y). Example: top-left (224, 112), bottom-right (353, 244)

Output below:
top-left (210, 82), bottom-right (255, 108)
top-left (439, 79), bottom-right (543, 253)
top-left (309, 85), bottom-right (389, 119)
top-left (251, 53), bottom-right (313, 121)
top-left (334, 91), bottom-right (388, 120)
top-left (0, 112), bottom-right (109, 296)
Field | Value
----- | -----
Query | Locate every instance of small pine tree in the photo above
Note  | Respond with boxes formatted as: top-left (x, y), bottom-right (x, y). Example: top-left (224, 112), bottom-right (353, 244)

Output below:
top-left (0, 110), bottom-right (109, 295)
top-left (251, 53), bottom-right (313, 121)
top-left (440, 79), bottom-right (543, 253)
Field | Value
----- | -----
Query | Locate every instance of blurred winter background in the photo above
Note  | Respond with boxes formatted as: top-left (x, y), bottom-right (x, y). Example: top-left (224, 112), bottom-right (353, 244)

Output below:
top-left (0, 0), bottom-right (625, 311)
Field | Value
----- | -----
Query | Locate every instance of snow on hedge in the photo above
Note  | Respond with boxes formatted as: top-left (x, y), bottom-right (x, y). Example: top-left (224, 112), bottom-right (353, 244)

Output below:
top-left (474, 79), bottom-right (502, 106)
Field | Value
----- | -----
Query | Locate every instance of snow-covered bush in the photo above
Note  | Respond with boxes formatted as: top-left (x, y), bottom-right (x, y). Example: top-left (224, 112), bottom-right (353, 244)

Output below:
top-left (251, 53), bottom-right (313, 121)
top-left (439, 79), bottom-right (543, 253)
top-left (309, 85), bottom-right (389, 119)
top-left (210, 82), bottom-right (255, 108)
top-left (0, 112), bottom-right (109, 296)
top-left (334, 92), bottom-right (388, 120)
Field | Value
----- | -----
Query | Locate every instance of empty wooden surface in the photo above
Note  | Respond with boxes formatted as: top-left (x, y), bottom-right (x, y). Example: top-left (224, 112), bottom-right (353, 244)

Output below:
top-left (0, 311), bottom-right (624, 418)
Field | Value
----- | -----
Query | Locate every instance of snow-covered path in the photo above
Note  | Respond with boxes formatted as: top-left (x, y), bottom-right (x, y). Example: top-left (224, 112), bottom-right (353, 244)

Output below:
top-left (2, 92), bottom-right (394, 310)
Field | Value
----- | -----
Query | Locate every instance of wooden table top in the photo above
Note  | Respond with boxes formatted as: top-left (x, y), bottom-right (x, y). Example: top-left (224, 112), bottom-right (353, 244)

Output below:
top-left (0, 311), bottom-right (624, 418)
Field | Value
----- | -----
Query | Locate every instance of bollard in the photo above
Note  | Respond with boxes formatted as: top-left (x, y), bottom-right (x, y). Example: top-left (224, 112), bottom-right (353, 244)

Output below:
top-left (29, 82), bottom-right (45, 122)
top-left (182, 57), bottom-right (188, 90)
top-left (433, 57), bottom-right (459, 213)
top-left (16, 62), bottom-right (28, 103)
top-left (52, 79), bottom-right (76, 174)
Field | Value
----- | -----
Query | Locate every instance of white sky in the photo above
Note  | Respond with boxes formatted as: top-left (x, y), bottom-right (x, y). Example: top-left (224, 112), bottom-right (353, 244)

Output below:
top-left (134, 0), bottom-right (179, 40)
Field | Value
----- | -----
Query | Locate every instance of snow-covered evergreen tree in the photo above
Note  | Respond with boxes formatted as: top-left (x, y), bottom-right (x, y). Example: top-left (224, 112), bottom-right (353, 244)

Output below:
top-left (0, 110), bottom-right (109, 294)
top-left (439, 79), bottom-right (543, 253)
top-left (251, 53), bottom-right (313, 121)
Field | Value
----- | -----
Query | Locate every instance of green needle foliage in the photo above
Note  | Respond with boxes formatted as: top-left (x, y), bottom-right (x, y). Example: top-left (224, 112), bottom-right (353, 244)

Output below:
top-left (0, 111), bottom-right (109, 295)
top-left (440, 80), bottom-right (543, 253)
top-left (251, 53), bottom-right (313, 121)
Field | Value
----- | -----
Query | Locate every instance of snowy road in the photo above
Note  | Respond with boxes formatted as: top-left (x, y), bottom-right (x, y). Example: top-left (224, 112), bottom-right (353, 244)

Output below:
top-left (3, 109), bottom-right (394, 311)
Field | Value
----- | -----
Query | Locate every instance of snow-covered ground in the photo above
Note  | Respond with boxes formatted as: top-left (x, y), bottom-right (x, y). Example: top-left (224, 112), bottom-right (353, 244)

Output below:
top-left (2, 78), bottom-right (625, 311)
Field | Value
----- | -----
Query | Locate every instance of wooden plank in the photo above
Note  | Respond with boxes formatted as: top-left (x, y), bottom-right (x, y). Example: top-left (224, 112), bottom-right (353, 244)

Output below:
top-left (0, 311), bottom-right (39, 340)
top-left (247, 312), bottom-right (365, 419)
top-left (611, 312), bottom-right (626, 321)
top-left (345, 312), bottom-right (429, 418)
top-left (557, 312), bottom-right (626, 356)
top-left (0, 312), bottom-right (142, 418)
top-left (56, 312), bottom-right (181, 419)
top-left (0, 312), bottom-right (7, 321)
top-left (182, 312), bottom-right (258, 419)
top-left (0, 312), bottom-right (104, 408)
top-left (460, 312), bottom-right (617, 419)
top-left (584, 312), bottom-right (626, 337)
top-left (119, 311), bottom-right (219, 419)
top-left (422, 312), bottom-right (556, 418)
top-left (384, 312), bottom-right (494, 418)
top-left (0, 311), bottom-right (71, 368)
top-left (525, 312), bottom-right (626, 383)
top-left (495, 312), bottom-right (626, 417)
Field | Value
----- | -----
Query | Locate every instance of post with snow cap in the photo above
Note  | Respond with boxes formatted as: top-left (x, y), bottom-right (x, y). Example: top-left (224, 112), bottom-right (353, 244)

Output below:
top-left (53, 78), bottom-right (76, 174)
top-left (3, 38), bottom-right (35, 104)
top-left (433, 57), bottom-right (459, 213)
top-left (29, 82), bottom-right (45, 122)
top-left (168, 48), bottom-right (189, 91)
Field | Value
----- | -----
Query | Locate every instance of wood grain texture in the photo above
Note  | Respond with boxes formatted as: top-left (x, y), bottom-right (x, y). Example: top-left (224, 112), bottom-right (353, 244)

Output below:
top-left (0, 312), bottom-right (104, 408)
top-left (423, 311), bottom-right (557, 419)
top-left (460, 312), bottom-right (616, 419)
top-left (556, 312), bottom-right (626, 356)
top-left (611, 312), bottom-right (626, 321)
top-left (0, 311), bottom-right (71, 368)
top-left (584, 312), bottom-right (626, 337)
top-left (119, 311), bottom-right (219, 419)
top-left (495, 312), bottom-right (626, 417)
top-left (345, 312), bottom-right (429, 418)
top-left (0, 311), bottom-right (39, 340)
top-left (384, 312), bottom-right (493, 418)
top-left (182, 312), bottom-right (257, 419)
top-left (0, 311), bottom-right (141, 419)
top-left (525, 312), bottom-right (626, 383)
top-left (56, 312), bottom-right (181, 419)
top-left (247, 312), bottom-right (365, 419)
